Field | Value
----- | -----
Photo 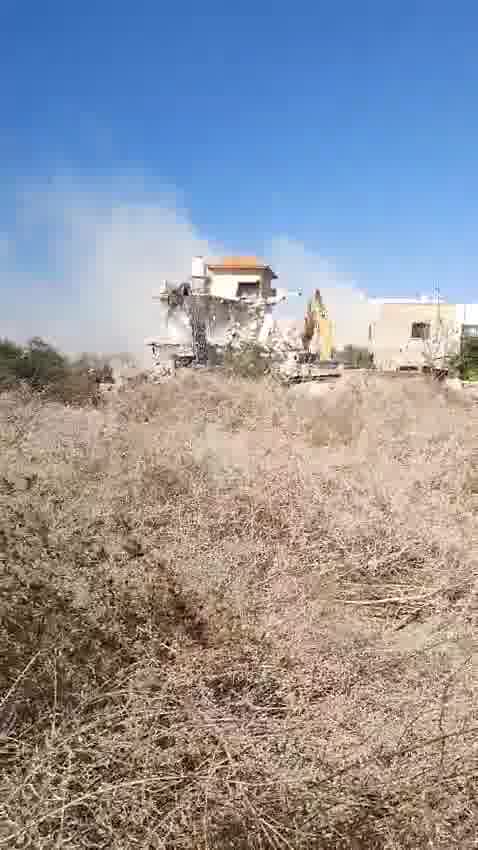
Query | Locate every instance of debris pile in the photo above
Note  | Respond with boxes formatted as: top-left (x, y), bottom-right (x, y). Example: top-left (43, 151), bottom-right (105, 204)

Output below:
top-left (142, 256), bottom-right (342, 383)
top-left (222, 301), bottom-right (273, 350)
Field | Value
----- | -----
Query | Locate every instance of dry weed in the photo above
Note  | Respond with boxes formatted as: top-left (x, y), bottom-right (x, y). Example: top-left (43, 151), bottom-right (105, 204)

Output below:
top-left (1, 373), bottom-right (477, 848)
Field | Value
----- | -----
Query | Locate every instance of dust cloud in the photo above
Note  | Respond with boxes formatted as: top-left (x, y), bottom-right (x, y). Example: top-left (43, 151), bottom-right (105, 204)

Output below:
top-left (0, 176), bottom-right (216, 362)
top-left (0, 176), bottom-right (374, 359)
top-left (269, 237), bottom-right (376, 348)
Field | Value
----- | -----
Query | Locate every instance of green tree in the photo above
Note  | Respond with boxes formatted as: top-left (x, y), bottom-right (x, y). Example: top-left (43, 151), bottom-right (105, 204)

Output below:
top-left (451, 336), bottom-right (478, 381)
top-left (15, 337), bottom-right (68, 389)
top-left (0, 337), bottom-right (110, 404)
top-left (0, 338), bottom-right (25, 388)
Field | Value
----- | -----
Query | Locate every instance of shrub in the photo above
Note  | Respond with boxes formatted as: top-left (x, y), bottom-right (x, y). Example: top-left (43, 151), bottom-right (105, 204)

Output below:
top-left (16, 336), bottom-right (68, 388)
top-left (0, 336), bottom-right (69, 391)
top-left (461, 336), bottom-right (478, 381)
top-left (0, 338), bottom-right (25, 389)
top-left (0, 373), bottom-right (476, 848)
top-left (223, 341), bottom-right (272, 379)
top-left (0, 338), bottom-right (106, 404)
top-left (447, 337), bottom-right (478, 381)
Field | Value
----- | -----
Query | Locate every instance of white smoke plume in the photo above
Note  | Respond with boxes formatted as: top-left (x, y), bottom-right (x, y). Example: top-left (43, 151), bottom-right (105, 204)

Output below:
top-left (269, 237), bottom-right (375, 349)
top-left (0, 176), bottom-right (374, 360)
top-left (0, 175), bottom-right (219, 363)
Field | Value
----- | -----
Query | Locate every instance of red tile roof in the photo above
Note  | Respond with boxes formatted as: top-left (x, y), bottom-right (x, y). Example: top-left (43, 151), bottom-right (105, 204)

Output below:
top-left (207, 256), bottom-right (277, 279)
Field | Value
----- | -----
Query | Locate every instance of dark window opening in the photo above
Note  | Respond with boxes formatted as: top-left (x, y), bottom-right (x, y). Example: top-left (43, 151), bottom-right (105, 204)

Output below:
top-left (462, 324), bottom-right (478, 338)
top-left (237, 281), bottom-right (260, 297)
top-left (411, 321), bottom-right (430, 340)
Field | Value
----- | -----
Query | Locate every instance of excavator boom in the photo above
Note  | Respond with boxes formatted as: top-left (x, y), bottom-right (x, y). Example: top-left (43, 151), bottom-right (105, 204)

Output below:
top-left (303, 289), bottom-right (335, 360)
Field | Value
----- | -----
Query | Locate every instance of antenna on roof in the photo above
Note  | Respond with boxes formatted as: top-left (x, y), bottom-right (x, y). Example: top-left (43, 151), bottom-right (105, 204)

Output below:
top-left (434, 282), bottom-right (442, 324)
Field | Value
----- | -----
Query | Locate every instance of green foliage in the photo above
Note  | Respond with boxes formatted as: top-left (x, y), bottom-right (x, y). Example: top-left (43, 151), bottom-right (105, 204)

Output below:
top-left (462, 336), bottom-right (478, 381)
top-left (447, 336), bottom-right (478, 381)
top-left (0, 337), bottom-right (103, 403)
top-left (16, 337), bottom-right (68, 389)
top-left (0, 339), bottom-right (24, 389)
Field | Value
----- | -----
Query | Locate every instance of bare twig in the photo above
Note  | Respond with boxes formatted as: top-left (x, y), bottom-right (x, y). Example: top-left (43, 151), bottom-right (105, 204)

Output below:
top-left (0, 650), bottom-right (42, 713)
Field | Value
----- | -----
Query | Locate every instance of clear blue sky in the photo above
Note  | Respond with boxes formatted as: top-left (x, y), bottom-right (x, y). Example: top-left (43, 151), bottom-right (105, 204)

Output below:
top-left (1, 0), bottom-right (478, 302)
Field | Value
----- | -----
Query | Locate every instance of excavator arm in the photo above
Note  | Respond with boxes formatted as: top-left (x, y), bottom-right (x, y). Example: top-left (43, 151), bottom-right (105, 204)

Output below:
top-left (302, 289), bottom-right (334, 360)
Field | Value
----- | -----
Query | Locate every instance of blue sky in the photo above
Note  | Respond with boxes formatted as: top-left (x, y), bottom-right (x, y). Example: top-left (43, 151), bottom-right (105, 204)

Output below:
top-left (1, 1), bottom-right (477, 350)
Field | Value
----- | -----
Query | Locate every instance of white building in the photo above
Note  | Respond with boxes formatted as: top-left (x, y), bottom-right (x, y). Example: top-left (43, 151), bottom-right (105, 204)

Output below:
top-left (369, 296), bottom-right (478, 371)
top-left (146, 256), bottom-right (299, 366)
top-left (204, 256), bottom-right (279, 300)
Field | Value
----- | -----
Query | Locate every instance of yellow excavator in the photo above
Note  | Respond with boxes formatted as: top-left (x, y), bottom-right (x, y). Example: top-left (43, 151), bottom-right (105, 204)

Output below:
top-left (302, 289), bottom-right (334, 360)
top-left (278, 288), bottom-right (339, 384)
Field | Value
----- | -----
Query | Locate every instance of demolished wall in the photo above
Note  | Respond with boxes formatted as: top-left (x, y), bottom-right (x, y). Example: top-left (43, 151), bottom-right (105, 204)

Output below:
top-left (147, 257), bottom-right (305, 374)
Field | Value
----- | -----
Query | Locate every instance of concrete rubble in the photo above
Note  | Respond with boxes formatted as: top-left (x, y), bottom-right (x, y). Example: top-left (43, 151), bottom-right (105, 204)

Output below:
top-left (146, 302), bottom-right (331, 384)
top-left (144, 257), bottom-right (311, 381)
top-left (141, 257), bottom-right (348, 383)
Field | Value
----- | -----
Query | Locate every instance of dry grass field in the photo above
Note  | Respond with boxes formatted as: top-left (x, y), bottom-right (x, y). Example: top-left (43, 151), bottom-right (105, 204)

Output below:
top-left (1, 373), bottom-right (477, 848)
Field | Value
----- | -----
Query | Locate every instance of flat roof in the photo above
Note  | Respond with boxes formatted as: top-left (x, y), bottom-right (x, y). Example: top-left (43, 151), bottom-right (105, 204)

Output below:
top-left (369, 298), bottom-right (449, 306)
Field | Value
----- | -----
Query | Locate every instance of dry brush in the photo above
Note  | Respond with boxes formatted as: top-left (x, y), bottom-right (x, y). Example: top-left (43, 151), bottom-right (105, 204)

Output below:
top-left (0, 373), bottom-right (477, 848)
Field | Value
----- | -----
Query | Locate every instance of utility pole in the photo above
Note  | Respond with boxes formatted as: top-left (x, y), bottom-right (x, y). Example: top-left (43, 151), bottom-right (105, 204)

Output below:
top-left (434, 282), bottom-right (442, 325)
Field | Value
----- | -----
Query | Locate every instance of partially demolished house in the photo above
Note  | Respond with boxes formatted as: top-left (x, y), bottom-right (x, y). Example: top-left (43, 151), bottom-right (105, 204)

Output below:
top-left (145, 258), bottom-right (478, 381)
top-left (145, 256), bottom-right (302, 372)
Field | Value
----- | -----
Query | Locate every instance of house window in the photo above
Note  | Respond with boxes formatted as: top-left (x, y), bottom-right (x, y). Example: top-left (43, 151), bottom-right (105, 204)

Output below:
top-left (237, 281), bottom-right (260, 297)
top-left (462, 324), bottom-right (478, 338)
top-left (411, 321), bottom-right (430, 340)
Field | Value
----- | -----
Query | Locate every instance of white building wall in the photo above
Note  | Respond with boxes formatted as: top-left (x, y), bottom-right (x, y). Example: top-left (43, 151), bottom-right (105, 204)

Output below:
top-left (207, 268), bottom-right (275, 300)
top-left (370, 301), bottom-right (459, 370)
top-left (208, 272), bottom-right (260, 299)
top-left (456, 304), bottom-right (478, 325)
top-left (192, 256), bottom-right (207, 278)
